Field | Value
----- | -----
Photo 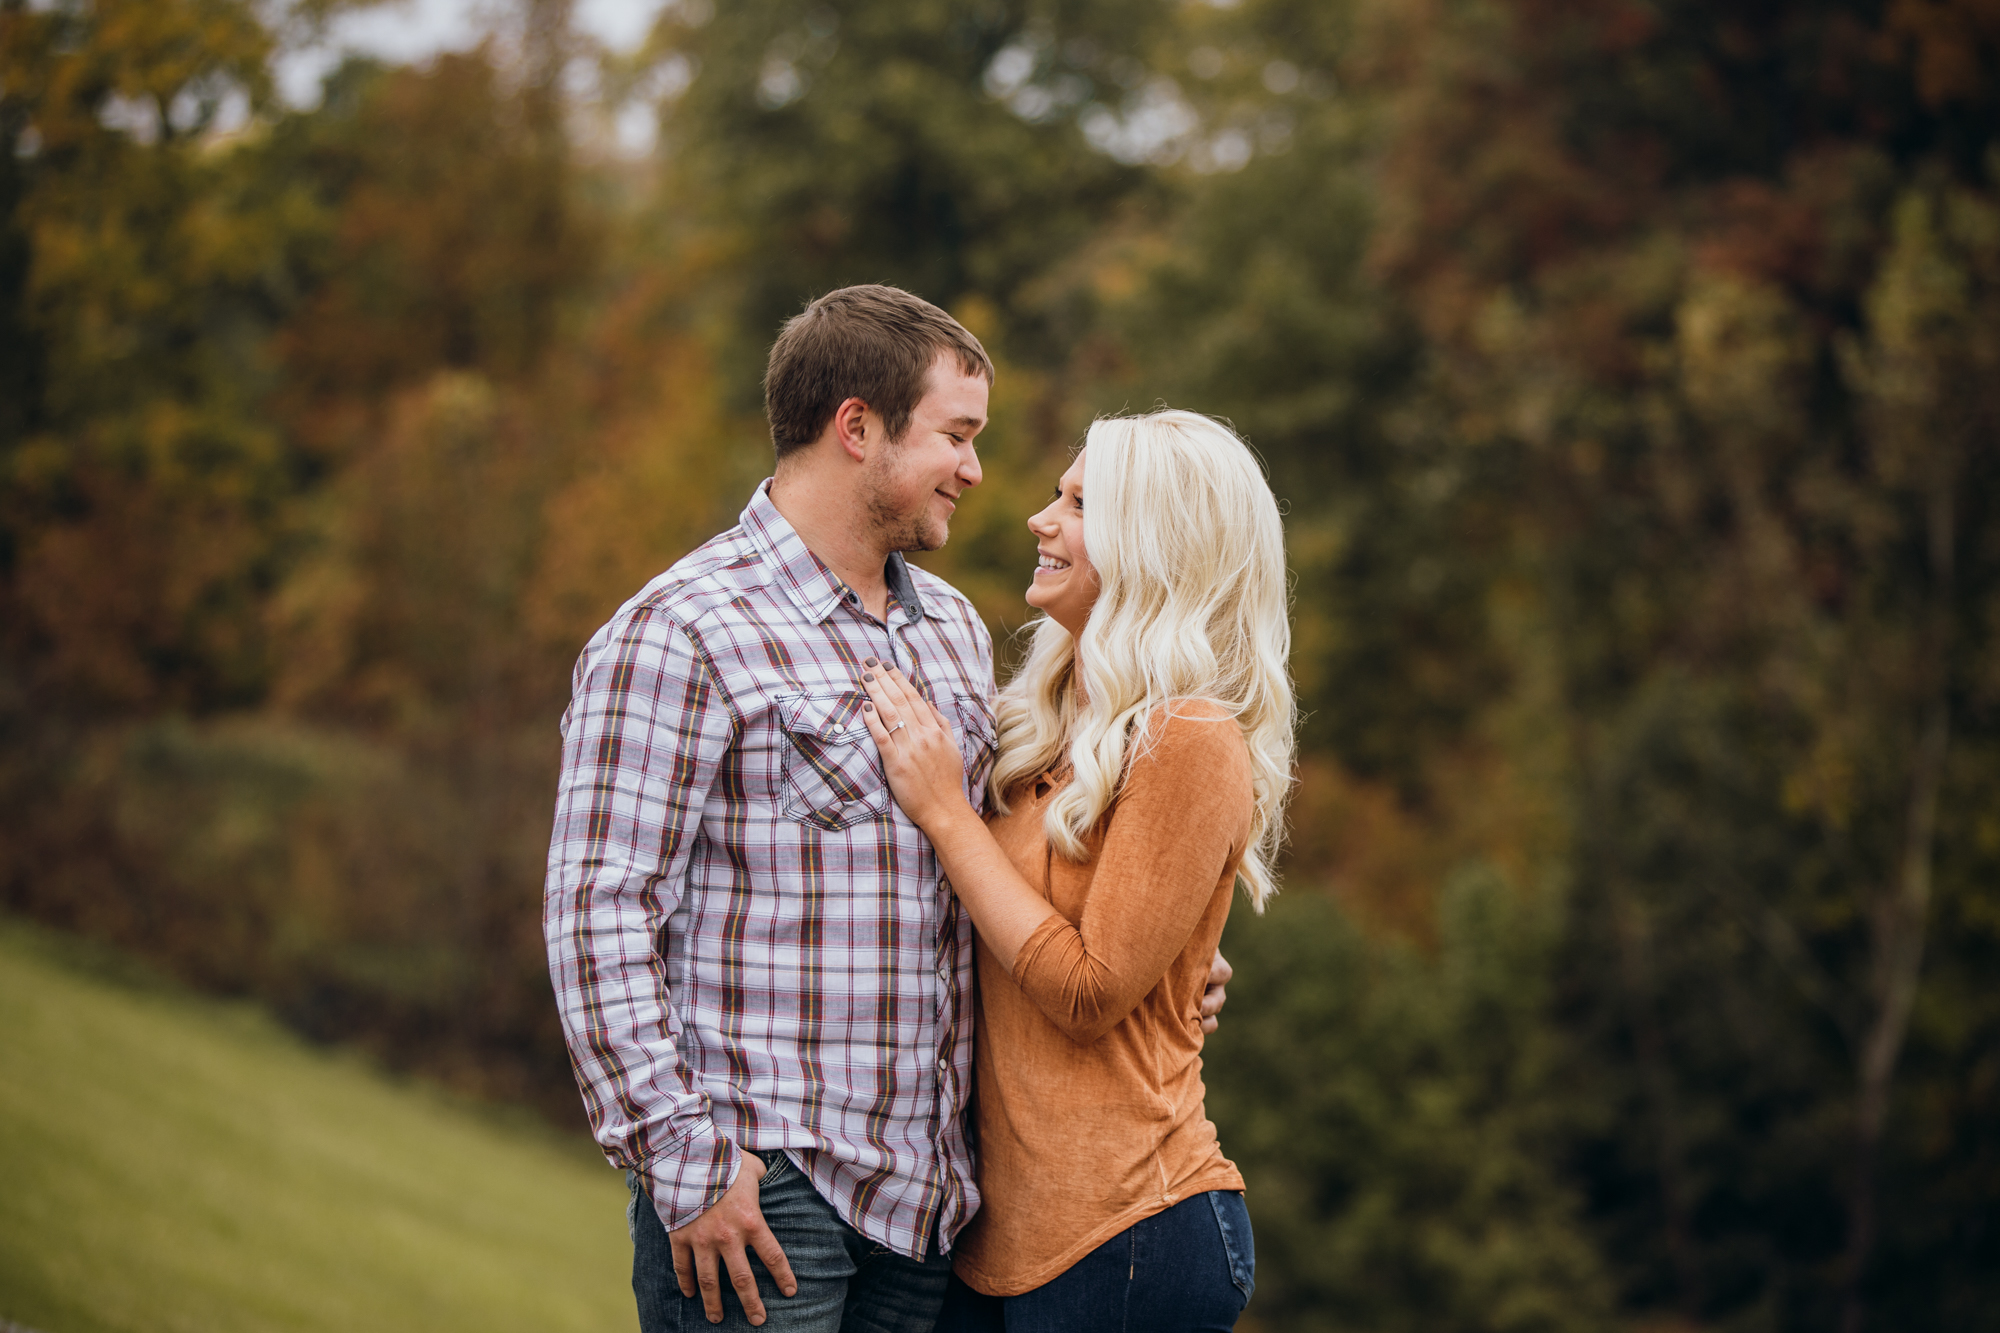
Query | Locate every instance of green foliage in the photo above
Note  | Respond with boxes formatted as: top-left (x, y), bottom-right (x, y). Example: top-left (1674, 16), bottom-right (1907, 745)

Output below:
top-left (1096, 32), bottom-right (1492, 781)
top-left (1314, 1), bottom-right (2000, 1320)
top-left (1209, 875), bottom-right (1612, 1333)
top-left (652, 0), bottom-right (1161, 391)
top-left (0, 0), bottom-right (300, 712)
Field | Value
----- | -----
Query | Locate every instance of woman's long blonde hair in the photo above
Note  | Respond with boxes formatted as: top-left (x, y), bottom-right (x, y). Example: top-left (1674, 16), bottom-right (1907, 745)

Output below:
top-left (988, 409), bottom-right (1296, 910)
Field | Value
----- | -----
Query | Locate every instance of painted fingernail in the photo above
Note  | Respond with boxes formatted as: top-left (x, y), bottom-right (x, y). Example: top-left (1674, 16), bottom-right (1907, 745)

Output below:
top-left (863, 672), bottom-right (874, 681)
top-left (863, 701), bottom-right (874, 711)
top-left (865, 656), bottom-right (878, 666)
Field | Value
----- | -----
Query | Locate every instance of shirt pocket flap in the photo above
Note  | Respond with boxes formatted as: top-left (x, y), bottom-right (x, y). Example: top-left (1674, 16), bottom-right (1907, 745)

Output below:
top-left (780, 689), bottom-right (870, 742)
top-left (776, 690), bottom-right (884, 831)
top-left (951, 691), bottom-right (998, 793)
top-left (952, 691), bottom-right (997, 749)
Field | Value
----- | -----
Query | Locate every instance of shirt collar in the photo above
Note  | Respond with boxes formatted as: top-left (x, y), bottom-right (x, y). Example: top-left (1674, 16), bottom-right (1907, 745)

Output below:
top-left (742, 479), bottom-right (927, 626)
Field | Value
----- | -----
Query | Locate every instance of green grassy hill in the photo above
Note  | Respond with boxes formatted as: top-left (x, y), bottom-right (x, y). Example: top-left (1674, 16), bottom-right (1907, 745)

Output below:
top-left (0, 919), bottom-right (632, 1333)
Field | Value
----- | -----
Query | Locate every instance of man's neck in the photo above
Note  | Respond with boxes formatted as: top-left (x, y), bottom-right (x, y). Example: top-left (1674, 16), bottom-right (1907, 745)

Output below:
top-left (768, 468), bottom-right (894, 620)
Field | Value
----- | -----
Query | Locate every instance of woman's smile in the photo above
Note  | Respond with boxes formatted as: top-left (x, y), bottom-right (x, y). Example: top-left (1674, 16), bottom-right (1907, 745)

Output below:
top-left (1024, 450), bottom-right (1097, 636)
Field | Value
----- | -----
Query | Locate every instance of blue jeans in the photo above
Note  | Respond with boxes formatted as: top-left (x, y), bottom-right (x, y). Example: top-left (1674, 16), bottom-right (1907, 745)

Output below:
top-left (934, 1190), bottom-right (1255, 1333)
top-left (629, 1151), bottom-right (953, 1332)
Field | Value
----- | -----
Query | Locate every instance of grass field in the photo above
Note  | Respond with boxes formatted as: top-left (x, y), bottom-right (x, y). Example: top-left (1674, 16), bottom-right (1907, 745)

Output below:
top-left (0, 919), bottom-right (632, 1333)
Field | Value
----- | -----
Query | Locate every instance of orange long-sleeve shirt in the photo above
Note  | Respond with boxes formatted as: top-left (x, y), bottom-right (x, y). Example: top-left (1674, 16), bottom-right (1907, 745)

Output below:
top-left (951, 699), bottom-right (1253, 1296)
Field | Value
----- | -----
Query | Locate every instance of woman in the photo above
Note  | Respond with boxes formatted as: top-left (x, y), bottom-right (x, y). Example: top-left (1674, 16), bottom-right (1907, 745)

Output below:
top-left (856, 408), bottom-right (1295, 1331)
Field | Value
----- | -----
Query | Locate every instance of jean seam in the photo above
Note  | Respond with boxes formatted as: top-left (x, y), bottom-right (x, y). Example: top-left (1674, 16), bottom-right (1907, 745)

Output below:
top-left (1123, 1225), bottom-right (1137, 1333)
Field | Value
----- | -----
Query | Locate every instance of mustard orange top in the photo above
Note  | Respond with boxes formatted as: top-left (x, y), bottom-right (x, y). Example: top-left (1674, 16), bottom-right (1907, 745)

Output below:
top-left (950, 699), bottom-right (1253, 1297)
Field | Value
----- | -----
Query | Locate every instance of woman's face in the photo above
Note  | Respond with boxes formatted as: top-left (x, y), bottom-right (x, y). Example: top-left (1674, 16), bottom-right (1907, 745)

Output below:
top-left (1025, 450), bottom-right (1099, 638)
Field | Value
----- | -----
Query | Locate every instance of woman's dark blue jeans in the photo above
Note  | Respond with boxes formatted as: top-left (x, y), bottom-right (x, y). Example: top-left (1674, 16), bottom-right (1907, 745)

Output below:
top-left (934, 1190), bottom-right (1255, 1333)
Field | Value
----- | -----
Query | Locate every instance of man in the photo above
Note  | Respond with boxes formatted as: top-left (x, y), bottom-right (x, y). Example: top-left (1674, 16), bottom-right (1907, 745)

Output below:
top-left (544, 285), bottom-right (1228, 1332)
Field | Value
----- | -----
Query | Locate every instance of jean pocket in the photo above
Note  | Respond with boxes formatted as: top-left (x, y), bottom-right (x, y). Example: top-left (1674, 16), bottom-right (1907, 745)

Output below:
top-left (625, 1170), bottom-right (641, 1242)
top-left (1207, 1190), bottom-right (1256, 1305)
top-left (755, 1148), bottom-right (792, 1188)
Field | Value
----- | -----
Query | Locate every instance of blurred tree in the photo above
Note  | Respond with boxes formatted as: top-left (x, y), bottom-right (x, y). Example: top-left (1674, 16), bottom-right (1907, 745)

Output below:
top-left (1096, 0), bottom-right (1508, 803)
top-left (1326, 0), bottom-right (2000, 1327)
top-left (262, 36), bottom-right (597, 720)
top-left (637, 0), bottom-right (1167, 395)
top-left (1209, 875), bottom-right (1614, 1333)
top-left (273, 43), bottom-right (590, 460)
top-left (0, 0), bottom-right (342, 1042)
top-left (0, 0), bottom-right (303, 714)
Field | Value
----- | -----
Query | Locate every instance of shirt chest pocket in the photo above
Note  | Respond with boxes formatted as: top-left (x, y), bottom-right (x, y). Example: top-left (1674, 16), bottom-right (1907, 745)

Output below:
top-left (951, 691), bottom-right (997, 796)
top-left (776, 690), bottom-right (889, 831)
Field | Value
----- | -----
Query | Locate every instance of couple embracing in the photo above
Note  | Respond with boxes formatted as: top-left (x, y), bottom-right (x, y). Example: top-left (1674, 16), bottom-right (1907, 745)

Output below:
top-left (544, 285), bottom-right (1294, 1333)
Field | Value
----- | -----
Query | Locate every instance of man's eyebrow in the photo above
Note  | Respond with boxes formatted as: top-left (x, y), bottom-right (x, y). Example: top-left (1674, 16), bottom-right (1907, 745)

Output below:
top-left (943, 414), bottom-right (986, 429)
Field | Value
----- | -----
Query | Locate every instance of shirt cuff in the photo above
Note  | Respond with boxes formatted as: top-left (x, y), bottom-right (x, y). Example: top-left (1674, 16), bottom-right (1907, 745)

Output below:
top-left (637, 1119), bottom-right (741, 1232)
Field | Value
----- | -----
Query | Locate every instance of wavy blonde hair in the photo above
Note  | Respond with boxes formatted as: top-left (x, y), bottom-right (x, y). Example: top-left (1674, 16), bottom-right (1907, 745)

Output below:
top-left (988, 409), bottom-right (1296, 910)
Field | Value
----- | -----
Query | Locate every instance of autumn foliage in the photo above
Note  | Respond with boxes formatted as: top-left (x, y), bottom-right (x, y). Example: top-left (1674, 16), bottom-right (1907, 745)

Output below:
top-left (2, 1), bottom-right (1996, 1328)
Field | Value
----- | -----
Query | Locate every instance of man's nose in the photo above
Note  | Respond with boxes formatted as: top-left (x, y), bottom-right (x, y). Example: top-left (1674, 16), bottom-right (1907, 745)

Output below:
top-left (958, 444), bottom-right (983, 487)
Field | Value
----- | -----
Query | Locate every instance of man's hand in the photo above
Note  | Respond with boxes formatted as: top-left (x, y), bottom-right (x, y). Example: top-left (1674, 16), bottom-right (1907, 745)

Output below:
top-left (668, 1153), bottom-right (799, 1326)
top-left (1200, 949), bottom-right (1233, 1034)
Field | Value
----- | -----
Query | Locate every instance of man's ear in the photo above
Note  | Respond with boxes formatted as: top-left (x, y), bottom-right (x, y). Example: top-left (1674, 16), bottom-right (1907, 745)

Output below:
top-left (831, 396), bottom-right (871, 463)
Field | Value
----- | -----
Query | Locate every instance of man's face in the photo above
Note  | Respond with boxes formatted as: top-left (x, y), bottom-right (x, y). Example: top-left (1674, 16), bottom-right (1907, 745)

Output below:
top-left (862, 351), bottom-right (988, 553)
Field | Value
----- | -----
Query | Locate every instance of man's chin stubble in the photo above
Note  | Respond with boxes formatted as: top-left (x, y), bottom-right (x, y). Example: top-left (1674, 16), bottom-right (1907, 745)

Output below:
top-left (860, 458), bottom-right (948, 553)
top-left (866, 498), bottom-right (948, 554)
top-left (891, 519), bottom-right (947, 553)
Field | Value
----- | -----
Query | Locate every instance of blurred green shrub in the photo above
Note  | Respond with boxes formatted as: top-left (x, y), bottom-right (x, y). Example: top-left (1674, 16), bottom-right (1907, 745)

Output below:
top-left (1210, 874), bottom-right (1612, 1333)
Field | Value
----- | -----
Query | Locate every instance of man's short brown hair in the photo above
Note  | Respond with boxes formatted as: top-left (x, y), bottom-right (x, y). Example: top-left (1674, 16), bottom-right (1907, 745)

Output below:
top-left (764, 285), bottom-right (994, 459)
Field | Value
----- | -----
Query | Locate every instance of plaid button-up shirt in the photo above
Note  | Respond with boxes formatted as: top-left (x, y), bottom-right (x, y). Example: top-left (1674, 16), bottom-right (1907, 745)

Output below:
top-left (544, 481), bottom-right (995, 1258)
